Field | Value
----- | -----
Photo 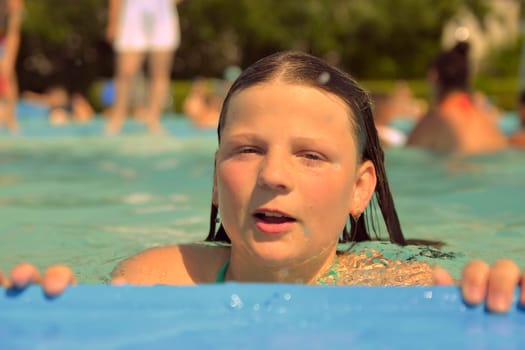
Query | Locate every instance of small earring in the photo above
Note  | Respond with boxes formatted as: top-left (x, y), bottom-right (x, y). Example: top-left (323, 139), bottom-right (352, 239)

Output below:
top-left (352, 212), bottom-right (361, 222)
top-left (215, 216), bottom-right (221, 224)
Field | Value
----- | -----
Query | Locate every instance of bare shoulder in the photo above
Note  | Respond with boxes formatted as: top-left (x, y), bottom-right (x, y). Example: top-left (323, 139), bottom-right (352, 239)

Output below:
top-left (407, 110), bottom-right (457, 151)
top-left (406, 112), bottom-right (438, 145)
top-left (510, 130), bottom-right (525, 148)
top-left (111, 243), bottom-right (230, 285)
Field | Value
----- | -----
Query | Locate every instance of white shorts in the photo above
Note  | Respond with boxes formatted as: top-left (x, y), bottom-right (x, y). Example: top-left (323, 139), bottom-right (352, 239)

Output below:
top-left (114, 0), bottom-right (181, 52)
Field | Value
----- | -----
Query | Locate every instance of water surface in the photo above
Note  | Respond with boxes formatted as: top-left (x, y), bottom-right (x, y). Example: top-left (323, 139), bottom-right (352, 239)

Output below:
top-left (1, 117), bottom-right (523, 283)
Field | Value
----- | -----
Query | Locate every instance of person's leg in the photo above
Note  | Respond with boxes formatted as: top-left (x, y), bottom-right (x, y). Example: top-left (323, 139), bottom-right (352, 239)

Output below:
top-left (0, 68), bottom-right (19, 132)
top-left (105, 51), bottom-right (146, 135)
top-left (144, 50), bottom-right (174, 134)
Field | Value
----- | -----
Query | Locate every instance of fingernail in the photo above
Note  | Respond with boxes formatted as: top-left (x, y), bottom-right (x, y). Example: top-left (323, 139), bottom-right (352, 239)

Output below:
top-left (488, 292), bottom-right (510, 313)
top-left (464, 285), bottom-right (483, 304)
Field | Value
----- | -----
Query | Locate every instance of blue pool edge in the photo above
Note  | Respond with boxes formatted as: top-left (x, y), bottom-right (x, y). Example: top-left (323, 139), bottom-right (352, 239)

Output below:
top-left (1, 284), bottom-right (524, 349)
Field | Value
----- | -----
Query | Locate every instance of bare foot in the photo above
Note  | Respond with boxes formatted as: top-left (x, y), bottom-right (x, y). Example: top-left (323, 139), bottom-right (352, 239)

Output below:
top-left (146, 119), bottom-right (167, 135)
top-left (0, 113), bottom-right (20, 133)
top-left (104, 117), bottom-right (125, 136)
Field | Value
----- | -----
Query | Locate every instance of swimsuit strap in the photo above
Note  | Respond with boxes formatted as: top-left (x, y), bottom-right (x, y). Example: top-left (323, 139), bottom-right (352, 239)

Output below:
top-left (316, 257), bottom-right (340, 285)
top-left (215, 260), bottom-right (230, 283)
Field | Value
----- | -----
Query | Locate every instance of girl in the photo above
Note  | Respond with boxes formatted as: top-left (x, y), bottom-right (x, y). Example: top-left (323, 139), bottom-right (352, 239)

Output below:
top-left (2, 51), bottom-right (523, 313)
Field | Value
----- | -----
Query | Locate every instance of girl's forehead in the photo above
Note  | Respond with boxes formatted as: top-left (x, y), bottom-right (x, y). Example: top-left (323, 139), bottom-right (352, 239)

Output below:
top-left (230, 82), bottom-right (349, 111)
top-left (225, 82), bottom-right (355, 129)
top-left (220, 82), bottom-right (360, 150)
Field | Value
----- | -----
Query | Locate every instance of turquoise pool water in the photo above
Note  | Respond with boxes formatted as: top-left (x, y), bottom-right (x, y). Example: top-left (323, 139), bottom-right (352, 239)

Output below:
top-left (1, 116), bottom-right (524, 283)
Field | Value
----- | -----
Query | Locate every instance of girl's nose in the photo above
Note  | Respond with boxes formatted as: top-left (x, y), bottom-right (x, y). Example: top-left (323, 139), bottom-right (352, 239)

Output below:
top-left (257, 151), bottom-right (293, 192)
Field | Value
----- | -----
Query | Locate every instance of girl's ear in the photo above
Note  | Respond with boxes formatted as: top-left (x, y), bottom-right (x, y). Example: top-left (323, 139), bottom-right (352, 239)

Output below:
top-left (212, 152), bottom-right (218, 206)
top-left (349, 160), bottom-right (377, 217)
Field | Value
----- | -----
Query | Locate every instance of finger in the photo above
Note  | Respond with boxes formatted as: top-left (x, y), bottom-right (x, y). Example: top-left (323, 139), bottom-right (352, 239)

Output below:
top-left (520, 270), bottom-right (525, 307)
top-left (486, 259), bottom-right (520, 313)
top-left (461, 260), bottom-right (490, 306)
top-left (433, 267), bottom-right (454, 285)
top-left (10, 263), bottom-right (42, 289)
top-left (111, 276), bottom-right (127, 286)
top-left (42, 265), bottom-right (77, 297)
top-left (0, 270), bottom-right (11, 288)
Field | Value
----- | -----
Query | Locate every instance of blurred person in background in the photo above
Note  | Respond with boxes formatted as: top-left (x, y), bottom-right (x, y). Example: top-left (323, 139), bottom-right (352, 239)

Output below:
top-left (407, 41), bottom-right (507, 155)
top-left (372, 81), bottom-right (426, 148)
top-left (182, 78), bottom-right (222, 129)
top-left (509, 90), bottom-right (525, 147)
top-left (21, 85), bottom-right (94, 126)
top-left (105, 0), bottom-right (183, 135)
top-left (0, 0), bottom-right (23, 133)
top-left (100, 69), bottom-right (149, 122)
top-left (182, 66), bottom-right (241, 129)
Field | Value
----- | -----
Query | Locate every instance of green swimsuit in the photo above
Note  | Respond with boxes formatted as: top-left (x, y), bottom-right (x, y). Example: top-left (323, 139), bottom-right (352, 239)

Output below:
top-left (215, 259), bottom-right (339, 284)
top-left (215, 260), bottom-right (230, 283)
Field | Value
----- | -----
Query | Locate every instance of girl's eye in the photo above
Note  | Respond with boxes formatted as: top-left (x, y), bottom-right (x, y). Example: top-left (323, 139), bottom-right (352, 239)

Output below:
top-left (239, 147), bottom-right (258, 154)
top-left (232, 146), bottom-right (262, 157)
top-left (302, 152), bottom-right (323, 161)
top-left (304, 153), bottom-right (321, 160)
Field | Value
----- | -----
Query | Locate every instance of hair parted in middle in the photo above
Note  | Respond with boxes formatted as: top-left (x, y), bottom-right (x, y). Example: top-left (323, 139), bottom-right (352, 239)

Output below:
top-left (206, 50), bottom-right (407, 246)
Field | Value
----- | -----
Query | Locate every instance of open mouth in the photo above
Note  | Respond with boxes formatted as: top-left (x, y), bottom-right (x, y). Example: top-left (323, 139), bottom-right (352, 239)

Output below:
top-left (253, 211), bottom-right (296, 224)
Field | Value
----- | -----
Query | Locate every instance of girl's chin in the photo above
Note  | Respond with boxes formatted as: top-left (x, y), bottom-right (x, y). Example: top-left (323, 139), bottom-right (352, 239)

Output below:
top-left (251, 249), bottom-right (302, 266)
top-left (236, 238), bottom-right (311, 264)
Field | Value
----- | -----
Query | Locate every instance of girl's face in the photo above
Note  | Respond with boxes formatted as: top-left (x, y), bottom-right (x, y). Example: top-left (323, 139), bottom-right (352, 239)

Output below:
top-left (214, 81), bottom-right (376, 266)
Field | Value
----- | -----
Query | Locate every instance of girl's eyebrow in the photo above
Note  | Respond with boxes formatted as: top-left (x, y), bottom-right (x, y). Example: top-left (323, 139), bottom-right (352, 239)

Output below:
top-left (220, 132), bottom-right (264, 146)
top-left (224, 133), bottom-right (341, 148)
top-left (291, 136), bottom-right (332, 143)
top-left (223, 132), bottom-right (260, 140)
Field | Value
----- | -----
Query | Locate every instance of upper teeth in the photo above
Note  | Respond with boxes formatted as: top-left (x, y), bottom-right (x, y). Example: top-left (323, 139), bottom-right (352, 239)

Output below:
top-left (264, 212), bottom-right (283, 217)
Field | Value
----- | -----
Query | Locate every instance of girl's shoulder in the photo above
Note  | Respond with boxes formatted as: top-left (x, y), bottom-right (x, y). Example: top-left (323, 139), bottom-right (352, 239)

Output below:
top-left (111, 243), bottom-right (230, 285)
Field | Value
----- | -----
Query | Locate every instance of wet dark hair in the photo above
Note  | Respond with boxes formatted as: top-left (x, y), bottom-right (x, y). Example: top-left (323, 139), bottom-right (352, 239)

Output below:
top-left (205, 51), bottom-right (406, 246)
top-left (519, 90), bottom-right (525, 106)
top-left (433, 41), bottom-right (470, 100)
top-left (519, 91), bottom-right (525, 126)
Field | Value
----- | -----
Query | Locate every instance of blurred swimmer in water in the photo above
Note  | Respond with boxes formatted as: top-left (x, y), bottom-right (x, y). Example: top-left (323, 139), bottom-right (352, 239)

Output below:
top-left (407, 42), bottom-right (507, 154)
